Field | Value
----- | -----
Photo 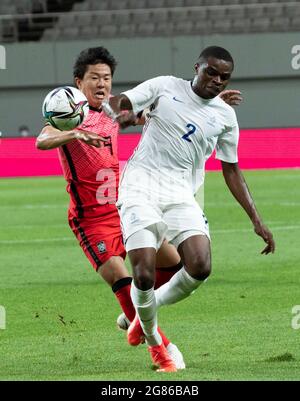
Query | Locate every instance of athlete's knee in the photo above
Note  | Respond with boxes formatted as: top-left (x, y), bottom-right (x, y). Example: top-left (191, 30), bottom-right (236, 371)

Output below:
top-left (133, 262), bottom-right (155, 290)
top-left (98, 256), bottom-right (128, 286)
top-left (186, 254), bottom-right (211, 281)
top-left (129, 248), bottom-right (156, 290)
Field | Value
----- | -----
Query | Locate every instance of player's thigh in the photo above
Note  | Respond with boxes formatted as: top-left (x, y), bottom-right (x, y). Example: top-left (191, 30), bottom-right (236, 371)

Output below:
top-left (156, 240), bottom-right (181, 268)
top-left (178, 235), bottom-right (211, 279)
top-left (98, 256), bottom-right (129, 287)
top-left (164, 201), bottom-right (210, 245)
top-left (163, 201), bottom-right (211, 278)
top-left (118, 202), bottom-right (166, 246)
top-left (128, 245), bottom-right (157, 290)
top-left (69, 217), bottom-right (126, 273)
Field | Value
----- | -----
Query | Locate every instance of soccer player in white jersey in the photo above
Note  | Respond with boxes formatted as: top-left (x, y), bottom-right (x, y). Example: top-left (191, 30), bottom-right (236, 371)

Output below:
top-left (102, 46), bottom-right (275, 372)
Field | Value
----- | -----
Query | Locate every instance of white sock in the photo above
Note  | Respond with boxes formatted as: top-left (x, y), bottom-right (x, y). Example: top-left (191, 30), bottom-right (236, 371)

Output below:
top-left (130, 282), bottom-right (162, 346)
top-left (155, 267), bottom-right (204, 308)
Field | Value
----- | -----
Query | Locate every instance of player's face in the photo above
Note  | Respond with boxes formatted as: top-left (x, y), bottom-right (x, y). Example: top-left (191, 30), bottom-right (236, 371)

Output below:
top-left (75, 63), bottom-right (112, 109)
top-left (192, 57), bottom-right (233, 99)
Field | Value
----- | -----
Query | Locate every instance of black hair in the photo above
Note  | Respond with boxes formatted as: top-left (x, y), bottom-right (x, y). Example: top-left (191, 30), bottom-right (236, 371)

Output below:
top-left (73, 47), bottom-right (117, 79)
top-left (199, 46), bottom-right (234, 67)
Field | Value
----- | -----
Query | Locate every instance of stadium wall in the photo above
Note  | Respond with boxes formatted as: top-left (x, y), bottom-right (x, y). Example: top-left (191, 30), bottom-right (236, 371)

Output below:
top-left (1, 128), bottom-right (299, 178)
top-left (0, 32), bottom-right (300, 136)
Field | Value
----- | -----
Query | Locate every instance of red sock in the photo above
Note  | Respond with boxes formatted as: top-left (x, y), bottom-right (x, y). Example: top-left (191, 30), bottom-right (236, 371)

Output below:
top-left (112, 277), bottom-right (135, 322)
top-left (158, 327), bottom-right (170, 347)
top-left (155, 262), bottom-right (183, 289)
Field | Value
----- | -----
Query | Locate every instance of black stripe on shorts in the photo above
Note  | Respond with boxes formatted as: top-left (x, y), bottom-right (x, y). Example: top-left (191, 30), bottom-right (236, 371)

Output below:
top-left (73, 218), bottom-right (102, 268)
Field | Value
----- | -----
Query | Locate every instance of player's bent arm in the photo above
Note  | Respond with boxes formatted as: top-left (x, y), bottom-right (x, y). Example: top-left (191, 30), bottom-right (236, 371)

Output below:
top-left (221, 161), bottom-right (275, 254)
top-left (36, 125), bottom-right (107, 150)
top-left (102, 94), bottom-right (133, 118)
top-left (36, 125), bottom-right (81, 150)
top-left (135, 109), bottom-right (148, 126)
top-left (104, 93), bottom-right (149, 128)
top-left (110, 94), bottom-right (133, 112)
top-left (120, 109), bottom-right (147, 128)
top-left (103, 95), bottom-right (138, 128)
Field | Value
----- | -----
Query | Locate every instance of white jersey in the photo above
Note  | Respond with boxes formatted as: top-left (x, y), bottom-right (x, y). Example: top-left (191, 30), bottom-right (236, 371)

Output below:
top-left (119, 75), bottom-right (239, 204)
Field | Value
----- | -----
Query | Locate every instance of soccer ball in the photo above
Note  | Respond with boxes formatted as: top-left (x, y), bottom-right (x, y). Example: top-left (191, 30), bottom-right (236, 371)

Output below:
top-left (42, 86), bottom-right (89, 131)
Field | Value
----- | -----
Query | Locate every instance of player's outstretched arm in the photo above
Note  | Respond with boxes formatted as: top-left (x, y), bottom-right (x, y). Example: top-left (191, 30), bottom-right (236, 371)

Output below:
top-left (221, 161), bottom-right (275, 255)
top-left (36, 125), bottom-right (107, 150)
top-left (219, 90), bottom-right (243, 106)
top-left (103, 95), bottom-right (139, 128)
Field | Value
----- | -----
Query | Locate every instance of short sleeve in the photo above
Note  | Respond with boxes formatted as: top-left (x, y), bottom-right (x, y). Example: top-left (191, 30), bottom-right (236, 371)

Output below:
top-left (122, 76), bottom-right (170, 114)
top-left (215, 109), bottom-right (239, 163)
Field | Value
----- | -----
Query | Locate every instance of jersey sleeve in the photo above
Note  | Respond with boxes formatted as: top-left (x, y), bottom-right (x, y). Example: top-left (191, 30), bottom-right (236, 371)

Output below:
top-left (215, 109), bottom-right (239, 163)
top-left (122, 76), bottom-right (170, 114)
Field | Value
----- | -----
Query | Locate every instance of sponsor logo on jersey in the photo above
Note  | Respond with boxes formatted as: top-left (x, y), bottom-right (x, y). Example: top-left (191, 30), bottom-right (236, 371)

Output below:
top-left (172, 96), bottom-right (184, 103)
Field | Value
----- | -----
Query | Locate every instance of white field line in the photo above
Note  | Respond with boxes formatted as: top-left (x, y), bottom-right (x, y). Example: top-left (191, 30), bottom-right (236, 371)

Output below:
top-left (1, 225), bottom-right (300, 245)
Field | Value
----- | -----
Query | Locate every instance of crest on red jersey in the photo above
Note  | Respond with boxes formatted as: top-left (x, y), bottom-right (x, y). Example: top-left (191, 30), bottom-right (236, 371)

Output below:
top-left (97, 241), bottom-right (107, 254)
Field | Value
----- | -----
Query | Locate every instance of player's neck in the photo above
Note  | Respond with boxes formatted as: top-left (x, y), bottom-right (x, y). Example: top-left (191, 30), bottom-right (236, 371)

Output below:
top-left (190, 81), bottom-right (212, 102)
top-left (89, 105), bottom-right (102, 112)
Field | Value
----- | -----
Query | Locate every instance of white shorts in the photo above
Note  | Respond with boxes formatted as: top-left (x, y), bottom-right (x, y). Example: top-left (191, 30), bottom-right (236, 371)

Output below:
top-left (118, 199), bottom-right (210, 251)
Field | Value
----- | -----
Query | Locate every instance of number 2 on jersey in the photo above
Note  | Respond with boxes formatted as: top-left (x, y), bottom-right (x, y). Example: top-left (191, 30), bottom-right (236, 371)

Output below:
top-left (182, 123), bottom-right (196, 142)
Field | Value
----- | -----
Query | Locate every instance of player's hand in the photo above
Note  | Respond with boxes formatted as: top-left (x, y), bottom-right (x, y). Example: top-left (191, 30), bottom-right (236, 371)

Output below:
top-left (116, 111), bottom-right (139, 129)
top-left (219, 90), bottom-right (243, 106)
top-left (253, 222), bottom-right (275, 255)
top-left (74, 130), bottom-right (108, 148)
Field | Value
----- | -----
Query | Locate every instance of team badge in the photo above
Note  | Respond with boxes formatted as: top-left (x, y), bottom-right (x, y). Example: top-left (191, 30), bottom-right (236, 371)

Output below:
top-left (97, 241), bottom-right (107, 253)
top-left (130, 212), bottom-right (140, 224)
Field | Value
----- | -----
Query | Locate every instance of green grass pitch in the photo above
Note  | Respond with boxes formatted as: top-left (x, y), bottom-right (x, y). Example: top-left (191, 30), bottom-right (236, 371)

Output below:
top-left (0, 169), bottom-right (299, 381)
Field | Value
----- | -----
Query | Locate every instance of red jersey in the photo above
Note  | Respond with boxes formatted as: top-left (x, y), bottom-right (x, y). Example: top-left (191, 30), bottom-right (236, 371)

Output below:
top-left (58, 107), bottom-right (120, 219)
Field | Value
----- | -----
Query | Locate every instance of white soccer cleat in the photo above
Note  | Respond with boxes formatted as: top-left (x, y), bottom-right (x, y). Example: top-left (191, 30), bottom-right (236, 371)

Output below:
top-left (116, 312), bottom-right (130, 331)
top-left (166, 343), bottom-right (186, 370)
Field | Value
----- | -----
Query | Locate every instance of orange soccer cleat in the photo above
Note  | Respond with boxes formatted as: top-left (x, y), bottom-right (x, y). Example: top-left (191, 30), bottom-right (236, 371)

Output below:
top-left (127, 314), bottom-right (145, 346)
top-left (148, 343), bottom-right (177, 373)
